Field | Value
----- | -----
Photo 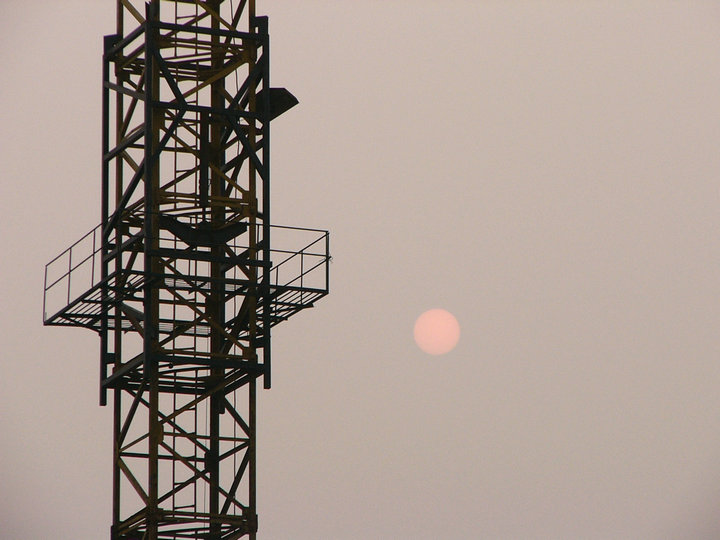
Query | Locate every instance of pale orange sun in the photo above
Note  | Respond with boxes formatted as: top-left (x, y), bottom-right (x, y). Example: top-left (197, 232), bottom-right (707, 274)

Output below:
top-left (413, 309), bottom-right (460, 355)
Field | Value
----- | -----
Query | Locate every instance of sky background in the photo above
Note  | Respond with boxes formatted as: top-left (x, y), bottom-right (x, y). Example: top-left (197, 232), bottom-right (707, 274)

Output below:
top-left (2, 1), bottom-right (720, 538)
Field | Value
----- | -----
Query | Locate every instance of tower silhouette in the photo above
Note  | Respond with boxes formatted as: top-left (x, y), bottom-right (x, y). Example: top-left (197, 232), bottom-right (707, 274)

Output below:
top-left (42, 2), bottom-right (329, 538)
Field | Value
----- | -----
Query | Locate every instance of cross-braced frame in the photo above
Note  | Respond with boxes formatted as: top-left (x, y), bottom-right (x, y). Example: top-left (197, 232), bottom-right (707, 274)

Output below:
top-left (43, 1), bottom-right (328, 537)
top-left (94, 0), bottom-right (299, 537)
top-left (102, 1), bottom-right (269, 537)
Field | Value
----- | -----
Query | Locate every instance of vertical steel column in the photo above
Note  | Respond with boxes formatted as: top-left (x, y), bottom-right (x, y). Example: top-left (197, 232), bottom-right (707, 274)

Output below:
top-left (144, 3), bottom-right (161, 538)
top-left (247, 5), bottom-right (259, 537)
top-left (256, 15), bottom-right (272, 391)
top-left (208, 2), bottom-right (224, 537)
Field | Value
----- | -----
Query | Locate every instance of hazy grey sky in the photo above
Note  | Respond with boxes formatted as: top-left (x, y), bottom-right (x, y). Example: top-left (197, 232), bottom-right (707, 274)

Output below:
top-left (2, 2), bottom-right (720, 539)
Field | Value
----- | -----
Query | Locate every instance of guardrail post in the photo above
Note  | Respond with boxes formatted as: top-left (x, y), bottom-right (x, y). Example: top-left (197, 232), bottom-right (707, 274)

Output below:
top-left (300, 251), bottom-right (304, 304)
top-left (43, 264), bottom-right (48, 320)
top-left (325, 232), bottom-right (330, 293)
top-left (67, 247), bottom-right (72, 305)
top-left (92, 228), bottom-right (97, 287)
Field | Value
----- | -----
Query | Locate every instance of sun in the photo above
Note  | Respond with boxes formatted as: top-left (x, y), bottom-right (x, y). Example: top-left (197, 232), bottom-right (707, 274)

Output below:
top-left (413, 309), bottom-right (460, 355)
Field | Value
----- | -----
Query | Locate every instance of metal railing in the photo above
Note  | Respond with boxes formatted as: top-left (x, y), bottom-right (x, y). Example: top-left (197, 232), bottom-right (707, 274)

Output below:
top-left (267, 224), bottom-right (330, 298)
top-left (43, 221), bottom-right (330, 325)
top-left (43, 224), bottom-right (103, 322)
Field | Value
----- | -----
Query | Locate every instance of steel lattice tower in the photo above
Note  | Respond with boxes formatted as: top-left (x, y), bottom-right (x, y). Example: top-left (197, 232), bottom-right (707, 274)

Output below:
top-left (43, 1), bottom-right (329, 538)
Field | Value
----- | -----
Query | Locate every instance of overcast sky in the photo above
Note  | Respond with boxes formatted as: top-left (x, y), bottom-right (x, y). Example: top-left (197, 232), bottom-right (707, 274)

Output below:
top-left (2, 2), bottom-right (720, 539)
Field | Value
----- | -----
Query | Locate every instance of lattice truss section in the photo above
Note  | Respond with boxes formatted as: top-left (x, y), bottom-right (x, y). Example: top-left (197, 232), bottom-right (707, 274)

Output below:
top-left (42, 1), bottom-right (329, 536)
top-left (43, 1), bottom-right (325, 538)
top-left (104, 2), bottom-right (270, 537)
top-left (104, 0), bottom-right (271, 369)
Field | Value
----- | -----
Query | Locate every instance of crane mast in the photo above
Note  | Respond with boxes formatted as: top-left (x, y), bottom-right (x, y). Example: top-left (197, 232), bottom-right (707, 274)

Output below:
top-left (43, 2), bottom-right (329, 538)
